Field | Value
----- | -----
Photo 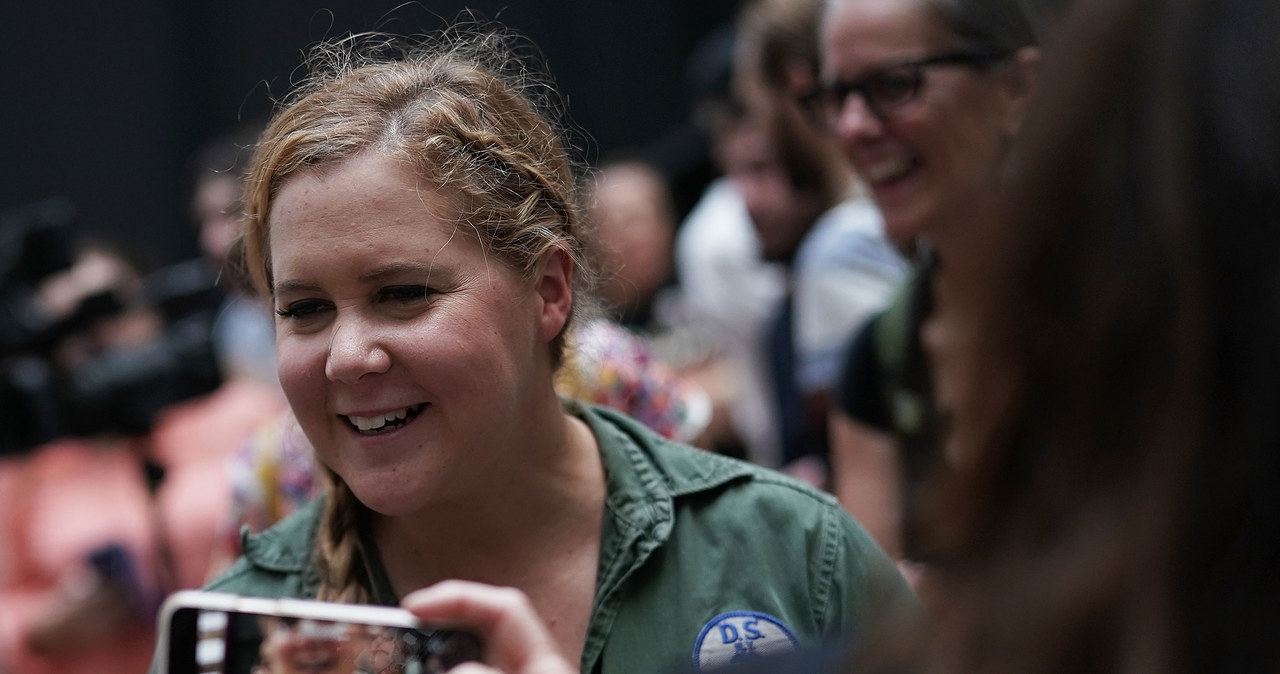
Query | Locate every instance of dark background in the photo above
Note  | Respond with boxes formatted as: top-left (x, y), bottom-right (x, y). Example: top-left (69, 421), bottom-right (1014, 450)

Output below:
top-left (0, 1), bottom-right (742, 272)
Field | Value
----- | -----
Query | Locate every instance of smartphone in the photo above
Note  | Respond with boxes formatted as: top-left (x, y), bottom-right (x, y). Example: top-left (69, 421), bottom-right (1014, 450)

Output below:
top-left (157, 590), bottom-right (483, 674)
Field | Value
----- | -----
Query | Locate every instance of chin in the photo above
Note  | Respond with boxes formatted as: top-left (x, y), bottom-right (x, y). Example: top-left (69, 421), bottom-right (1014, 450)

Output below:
top-left (344, 478), bottom-right (427, 517)
top-left (354, 493), bottom-right (422, 518)
top-left (882, 210), bottom-right (929, 248)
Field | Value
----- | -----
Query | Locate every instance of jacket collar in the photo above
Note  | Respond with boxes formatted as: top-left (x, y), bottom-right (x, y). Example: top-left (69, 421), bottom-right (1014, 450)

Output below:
top-left (240, 495), bottom-right (321, 574)
top-left (236, 402), bottom-right (756, 597)
top-left (579, 401), bottom-right (753, 504)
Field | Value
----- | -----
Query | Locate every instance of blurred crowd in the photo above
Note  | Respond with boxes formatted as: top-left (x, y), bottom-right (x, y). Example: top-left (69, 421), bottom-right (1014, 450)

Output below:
top-left (3, 0), bottom-right (1278, 670)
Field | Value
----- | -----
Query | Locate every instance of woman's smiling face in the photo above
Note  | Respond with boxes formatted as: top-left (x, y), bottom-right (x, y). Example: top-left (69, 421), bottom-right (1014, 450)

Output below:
top-left (821, 0), bottom-right (1021, 244)
top-left (267, 151), bottom-right (550, 516)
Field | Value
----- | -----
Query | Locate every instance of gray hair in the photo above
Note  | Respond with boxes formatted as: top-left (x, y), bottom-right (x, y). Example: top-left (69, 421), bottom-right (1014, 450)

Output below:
top-left (927, 0), bottom-right (1064, 53)
top-left (824, 0), bottom-right (1063, 54)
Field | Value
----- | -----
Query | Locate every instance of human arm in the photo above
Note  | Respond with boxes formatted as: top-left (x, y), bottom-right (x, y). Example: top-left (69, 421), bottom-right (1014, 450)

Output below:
top-left (830, 410), bottom-right (904, 560)
top-left (827, 303), bottom-right (912, 562)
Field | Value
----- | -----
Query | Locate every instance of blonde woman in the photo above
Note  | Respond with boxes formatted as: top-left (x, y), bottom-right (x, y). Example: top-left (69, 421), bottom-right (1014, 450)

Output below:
top-left (177, 27), bottom-right (916, 674)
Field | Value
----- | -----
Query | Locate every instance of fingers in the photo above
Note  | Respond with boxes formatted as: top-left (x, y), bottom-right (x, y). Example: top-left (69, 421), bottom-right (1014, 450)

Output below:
top-left (402, 580), bottom-right (576, 674)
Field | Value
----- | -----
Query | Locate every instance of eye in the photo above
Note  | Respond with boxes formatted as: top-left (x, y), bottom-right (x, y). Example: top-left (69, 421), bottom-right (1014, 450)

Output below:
top-left (865, 67), bottom-right (920, 108)
top-left (377, 285), bottom-right (431, 304)
top-left (276, 299), bottom-right (330, 320)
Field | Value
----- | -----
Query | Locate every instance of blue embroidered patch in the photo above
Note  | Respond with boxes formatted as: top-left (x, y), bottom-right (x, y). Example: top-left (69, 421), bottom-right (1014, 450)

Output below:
top-left (692, 611), bottom-right (799, 671)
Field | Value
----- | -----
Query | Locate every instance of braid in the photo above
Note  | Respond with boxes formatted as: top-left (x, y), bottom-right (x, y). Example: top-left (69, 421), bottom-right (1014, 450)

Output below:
top-left (314, 467), bottom-right (369, 603)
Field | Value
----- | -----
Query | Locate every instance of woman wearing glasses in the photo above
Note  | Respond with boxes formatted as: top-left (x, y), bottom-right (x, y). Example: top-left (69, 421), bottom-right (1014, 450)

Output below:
top-left (817, 0), bottom-right (1047, 247)
top-left (815, 0), bottom-right (1057, 573)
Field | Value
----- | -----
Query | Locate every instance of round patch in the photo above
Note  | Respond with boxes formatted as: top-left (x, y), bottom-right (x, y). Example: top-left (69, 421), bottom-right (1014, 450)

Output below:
top-left (692, 611), bottom-right (799, 671)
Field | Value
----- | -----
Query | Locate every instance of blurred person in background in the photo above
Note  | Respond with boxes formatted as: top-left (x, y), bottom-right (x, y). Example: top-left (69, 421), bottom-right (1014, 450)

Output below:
top-left (732, 0), bottom-right (910, 486)
top-left (1, 236), bottom-right (278, 672)
top-left (661, 24), bottom-right (790, 463)
top-left (586, 158), bottom-right (679, 333)
top-left (579, 157), bottom-right (715, 448)
top-left (189, 121), bottom-right (279, 389)
top-left (1, 129), bottom-right (289, 672)
top-left (816, 0), bottom-right (1051, 566)
top-left (0, 241), bottom-right (168, 674)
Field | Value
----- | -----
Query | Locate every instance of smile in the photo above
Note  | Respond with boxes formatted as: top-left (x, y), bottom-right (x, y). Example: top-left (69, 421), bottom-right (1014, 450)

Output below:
top-left (345, 404), bottom-right (424, 434)
top-left (861, 156), bottom-right (917, 186)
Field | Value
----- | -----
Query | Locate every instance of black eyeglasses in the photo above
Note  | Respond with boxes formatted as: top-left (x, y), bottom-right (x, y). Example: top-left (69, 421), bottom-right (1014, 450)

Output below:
top-left (803, 50), bottom-right (1007, 125)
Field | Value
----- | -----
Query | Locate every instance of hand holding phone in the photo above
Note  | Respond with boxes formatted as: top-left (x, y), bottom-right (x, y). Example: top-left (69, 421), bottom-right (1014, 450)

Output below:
top-left (401, 581), bottom-right (576, 674)
top-left (158, 591), bottom-right (482, 674)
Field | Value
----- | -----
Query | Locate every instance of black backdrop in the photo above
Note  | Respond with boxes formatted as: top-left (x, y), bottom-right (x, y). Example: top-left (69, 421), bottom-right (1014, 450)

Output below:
top-left (1, 1), bottom-right (740, 271)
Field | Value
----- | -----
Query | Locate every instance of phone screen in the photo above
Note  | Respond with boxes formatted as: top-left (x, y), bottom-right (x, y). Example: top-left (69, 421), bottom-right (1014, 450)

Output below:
top-left (161, 594), bottom-right (481, 674)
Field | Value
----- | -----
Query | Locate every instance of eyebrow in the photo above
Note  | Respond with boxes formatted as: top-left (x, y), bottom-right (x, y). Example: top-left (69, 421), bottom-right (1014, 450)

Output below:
top-left (358, 262), bottom-right (437, 284)
top-left (273, 262), bottom-right (438, 296)
top-left (272, 278), bottom-right (320, 296)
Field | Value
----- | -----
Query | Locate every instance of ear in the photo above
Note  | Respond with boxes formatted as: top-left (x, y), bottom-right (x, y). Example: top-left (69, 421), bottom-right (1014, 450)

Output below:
top-left (534, 247), bottom-right (574, 344)
top-left (998, 46), bottom-right (1042, 138)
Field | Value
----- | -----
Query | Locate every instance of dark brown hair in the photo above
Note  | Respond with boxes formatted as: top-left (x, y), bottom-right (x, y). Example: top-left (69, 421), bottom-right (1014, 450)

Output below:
top-left (927, 0), bottom-right (1280, 669)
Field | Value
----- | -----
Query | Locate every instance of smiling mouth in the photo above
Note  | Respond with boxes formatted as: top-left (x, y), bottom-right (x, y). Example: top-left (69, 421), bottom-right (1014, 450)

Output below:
top-left (861, 157), bottom-right (917, 186)
top-left (345, 404), bottom-right (424, 434)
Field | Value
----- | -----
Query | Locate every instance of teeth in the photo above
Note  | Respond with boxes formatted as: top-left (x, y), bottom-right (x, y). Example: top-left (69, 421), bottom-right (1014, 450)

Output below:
top-left (347, 406), bottom-right (413, 432)
top-left (861, 157), bottom-right (913, 185)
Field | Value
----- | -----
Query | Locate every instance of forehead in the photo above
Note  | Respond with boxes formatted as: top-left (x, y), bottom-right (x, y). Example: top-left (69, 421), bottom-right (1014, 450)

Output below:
top-left (266, 152), bottom-right (471, 278)
top-left (594, 165), bottom-right (665, 208)
top-left (822, 0), bottom-right (951, 75)
top-left (270, 150), bottom-right (439, 218)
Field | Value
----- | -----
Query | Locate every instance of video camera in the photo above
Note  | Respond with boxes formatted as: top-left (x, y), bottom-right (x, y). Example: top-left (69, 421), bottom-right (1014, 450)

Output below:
top-left (0, 198), bottom-right (225, 456)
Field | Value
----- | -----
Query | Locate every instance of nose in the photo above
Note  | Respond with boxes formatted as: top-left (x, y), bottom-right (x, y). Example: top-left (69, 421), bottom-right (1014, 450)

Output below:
top-left (324, 312), bottom-right (391, 383)
top-left (833, 92), bottom-right (884, 143)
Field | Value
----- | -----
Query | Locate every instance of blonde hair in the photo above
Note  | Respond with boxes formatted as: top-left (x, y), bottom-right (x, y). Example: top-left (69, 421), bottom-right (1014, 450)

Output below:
top-left (240, 28), bottom-right (596, 602)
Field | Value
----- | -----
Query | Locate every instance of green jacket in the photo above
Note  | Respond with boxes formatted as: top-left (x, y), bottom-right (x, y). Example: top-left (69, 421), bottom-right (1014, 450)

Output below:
top-left (200, 403), bottom-right (917, 672)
